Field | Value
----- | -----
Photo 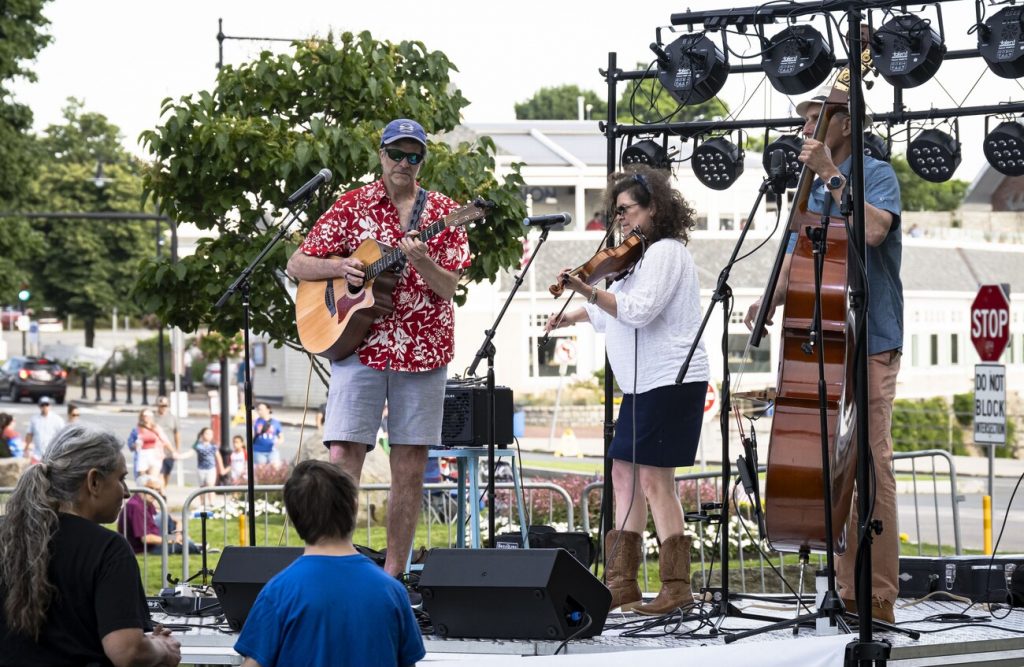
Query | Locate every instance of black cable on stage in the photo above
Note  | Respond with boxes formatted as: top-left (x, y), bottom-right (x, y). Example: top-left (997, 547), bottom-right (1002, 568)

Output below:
top-left (553, 613), bottom-right (593, 655)
top-left (964, 466), bottom-right (1024, 619)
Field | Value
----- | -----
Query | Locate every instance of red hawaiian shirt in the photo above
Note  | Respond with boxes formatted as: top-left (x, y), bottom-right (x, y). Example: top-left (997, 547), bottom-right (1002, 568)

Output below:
top-left (299, 179), bottom-right (470, 372)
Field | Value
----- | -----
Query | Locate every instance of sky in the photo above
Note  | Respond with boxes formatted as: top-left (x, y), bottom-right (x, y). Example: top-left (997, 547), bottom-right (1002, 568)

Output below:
top-left (10, 0), bottom-right (1011, 180)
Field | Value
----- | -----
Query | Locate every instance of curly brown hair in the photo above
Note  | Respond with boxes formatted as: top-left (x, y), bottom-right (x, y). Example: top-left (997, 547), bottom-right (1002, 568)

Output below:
top-left (602, 164), bottom-right (697, 244)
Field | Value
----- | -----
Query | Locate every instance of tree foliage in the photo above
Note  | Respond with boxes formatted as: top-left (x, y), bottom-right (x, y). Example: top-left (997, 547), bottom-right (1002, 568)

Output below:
top-left (0, 0), bottom-right (51, 300)
top-left (134, 32), bottom-right (526, 354)
top-left (21, 99), bottom-right (154, 346)
top-left (891, 154), bottom-right (968, 212)
top-left (514, 85), bottom-right (607, 120)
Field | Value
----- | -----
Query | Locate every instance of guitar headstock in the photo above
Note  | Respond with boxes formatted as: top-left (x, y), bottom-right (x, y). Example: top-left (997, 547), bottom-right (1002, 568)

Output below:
top-left (443, 198), bottom-right (495, 229)
top-left (828, 24), bottom-right (875, 105)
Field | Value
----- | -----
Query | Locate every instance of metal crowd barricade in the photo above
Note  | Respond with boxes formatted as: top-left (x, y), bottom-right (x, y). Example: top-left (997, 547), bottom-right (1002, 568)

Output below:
top-left (179, 480), bottom-right (574, 581)
top-left (579, 449), bottom-right (963, 594)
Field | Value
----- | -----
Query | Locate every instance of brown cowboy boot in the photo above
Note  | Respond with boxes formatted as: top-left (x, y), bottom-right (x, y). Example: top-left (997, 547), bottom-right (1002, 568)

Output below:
top-left (604, 529), bottom-right (642, 612)
top-left (635, 534), bottom-right (693, 615)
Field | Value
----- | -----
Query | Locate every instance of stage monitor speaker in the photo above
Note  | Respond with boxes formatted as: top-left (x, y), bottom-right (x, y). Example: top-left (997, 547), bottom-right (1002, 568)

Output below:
top-left (441, 384), bottom-right (513, 447)
top-left (212, 546), bottom-right (303, 630)
top-left (419, 548), bottom-right (610, 640)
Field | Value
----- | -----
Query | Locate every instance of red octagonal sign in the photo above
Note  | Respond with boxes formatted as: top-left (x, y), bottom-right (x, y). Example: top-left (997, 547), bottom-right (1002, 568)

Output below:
top-left (971, 284), bottom-right (1011, 362)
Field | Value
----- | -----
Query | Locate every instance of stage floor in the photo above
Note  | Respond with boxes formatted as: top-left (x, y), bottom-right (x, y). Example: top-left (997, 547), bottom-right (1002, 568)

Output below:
top-left (164, 597), bottom-right (1024, 665)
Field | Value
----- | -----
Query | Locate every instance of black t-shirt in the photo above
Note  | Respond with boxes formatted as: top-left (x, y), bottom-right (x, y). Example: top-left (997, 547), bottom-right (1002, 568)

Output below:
top-left (0, 513), bottom-right (150, 666)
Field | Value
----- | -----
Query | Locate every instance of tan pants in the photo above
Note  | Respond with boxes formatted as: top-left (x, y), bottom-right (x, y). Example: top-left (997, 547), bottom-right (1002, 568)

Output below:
top-left (836, 349), bottom-right (901, 605)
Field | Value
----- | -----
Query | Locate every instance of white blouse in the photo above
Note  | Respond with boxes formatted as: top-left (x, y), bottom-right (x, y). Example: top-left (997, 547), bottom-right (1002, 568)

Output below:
top-left (583, 238), bottom-right (709, 394)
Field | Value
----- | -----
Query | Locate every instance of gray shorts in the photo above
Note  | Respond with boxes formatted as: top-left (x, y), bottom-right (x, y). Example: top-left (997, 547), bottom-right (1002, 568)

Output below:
top-left (323, 355), bottom-right (447, 449)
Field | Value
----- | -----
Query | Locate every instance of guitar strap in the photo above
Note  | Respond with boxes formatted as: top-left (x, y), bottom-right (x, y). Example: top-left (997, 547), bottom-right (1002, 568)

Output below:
top-left (393, 187), bottom-right (429, 273)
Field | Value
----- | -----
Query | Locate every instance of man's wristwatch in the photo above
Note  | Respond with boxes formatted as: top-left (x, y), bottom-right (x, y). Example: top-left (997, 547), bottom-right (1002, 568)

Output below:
top-left (825, 174), bottom-right (845, 191)
top-left (588, 286), bottom-right (600, 304)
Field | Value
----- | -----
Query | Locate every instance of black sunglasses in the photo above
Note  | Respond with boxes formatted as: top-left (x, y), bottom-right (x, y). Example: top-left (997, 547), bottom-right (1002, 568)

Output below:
top-left (384, 147), bottom-right (424, 165)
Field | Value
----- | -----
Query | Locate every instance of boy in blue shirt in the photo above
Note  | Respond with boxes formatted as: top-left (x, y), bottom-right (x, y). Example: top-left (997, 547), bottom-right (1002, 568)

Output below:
top-left (235, 460), bottom-right (425, 667)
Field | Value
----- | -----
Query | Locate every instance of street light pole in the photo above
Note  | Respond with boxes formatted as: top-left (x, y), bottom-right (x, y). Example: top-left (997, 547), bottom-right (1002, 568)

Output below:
top-left (156, 218), bottom-right (167, 397)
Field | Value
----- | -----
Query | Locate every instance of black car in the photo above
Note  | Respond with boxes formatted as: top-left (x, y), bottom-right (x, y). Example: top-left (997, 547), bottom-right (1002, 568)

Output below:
top-left (0, 356), bottom-right (67, 404)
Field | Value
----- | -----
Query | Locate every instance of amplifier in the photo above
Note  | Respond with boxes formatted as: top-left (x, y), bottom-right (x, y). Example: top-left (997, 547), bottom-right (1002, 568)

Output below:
top-left (441, 384), bottom-right (513, 447)
top-left (899, 555), bottom-right (1024, 603)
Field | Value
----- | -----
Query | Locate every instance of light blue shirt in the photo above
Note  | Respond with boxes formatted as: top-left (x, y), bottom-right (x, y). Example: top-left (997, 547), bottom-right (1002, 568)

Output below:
top-left (787, 155), bottom-right (903, 355)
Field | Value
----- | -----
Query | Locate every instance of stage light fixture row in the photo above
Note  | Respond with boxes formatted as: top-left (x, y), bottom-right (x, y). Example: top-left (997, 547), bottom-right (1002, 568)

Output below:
top-left (657, 33), bottom-right (730, 106)
top-left (761, 25), bottom-right (835, 95)
top-left (870, 14), bottom-right (946, 88)
top-left (983, 120), bottom-right (1024, 177)
top-left (863, 132), bottom-right (891, 163)
top-left (908, 128), bottom-right (961, 183)
top-left (979, 6), bottom-right (1024, 79)
top-left (693, 137), bottom-right (744, 190)
top-left (762, 135), bottom-right (803, 189)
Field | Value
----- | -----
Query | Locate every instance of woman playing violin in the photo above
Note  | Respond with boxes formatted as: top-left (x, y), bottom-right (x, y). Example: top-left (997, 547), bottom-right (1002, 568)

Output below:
top-left (544, 165), bottom-right (708, 615)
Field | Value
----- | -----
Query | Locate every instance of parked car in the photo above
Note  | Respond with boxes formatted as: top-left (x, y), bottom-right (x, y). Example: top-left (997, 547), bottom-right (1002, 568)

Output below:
top-left (0, 356), bottom-right (67, 403)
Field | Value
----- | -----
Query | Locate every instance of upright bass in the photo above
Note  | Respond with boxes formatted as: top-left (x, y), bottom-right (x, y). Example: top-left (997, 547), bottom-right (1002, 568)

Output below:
top-left (754, 32), bottom-right (875, 555)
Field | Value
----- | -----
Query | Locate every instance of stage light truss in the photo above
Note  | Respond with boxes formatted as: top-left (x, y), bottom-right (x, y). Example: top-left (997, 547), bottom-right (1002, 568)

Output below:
top-left (870, 12), bottom-right (946, 88)
top-left (983, 119), bottom-right (1024, 177)
top-left (656, 33), bottom-right (730, 106)
top-left (693, 136), bottom-right (744, 190)
top-left (978, 5), bottom-right (1024, 79)
top-left (761, 24), bottom-right (835, 95)
top-left (908, 126), bottom-right (961, 183)
top-left (762, 135), bottom-right (802, 188)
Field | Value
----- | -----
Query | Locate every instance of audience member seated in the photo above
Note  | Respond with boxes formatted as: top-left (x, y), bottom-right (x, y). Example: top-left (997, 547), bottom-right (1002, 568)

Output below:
top-left (0, 424), bottom-right (181, 666)
top-left (235, 460), bottom-right (425, 667)
top-left (118, 475), bottom-right (204, 555)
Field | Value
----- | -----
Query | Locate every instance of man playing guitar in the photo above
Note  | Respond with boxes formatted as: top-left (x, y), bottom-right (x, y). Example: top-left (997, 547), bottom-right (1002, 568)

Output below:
top-left (287, 118), bottom-right (470, 603)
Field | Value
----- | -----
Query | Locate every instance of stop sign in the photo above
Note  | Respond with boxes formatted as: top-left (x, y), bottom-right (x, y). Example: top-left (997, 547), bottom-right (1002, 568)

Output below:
top-left (971, 284), bottom-right (1011, 362)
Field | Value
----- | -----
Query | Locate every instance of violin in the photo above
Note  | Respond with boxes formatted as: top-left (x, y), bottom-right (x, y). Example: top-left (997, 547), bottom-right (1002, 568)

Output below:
top-left (548, 230), bottom-right (647, 297)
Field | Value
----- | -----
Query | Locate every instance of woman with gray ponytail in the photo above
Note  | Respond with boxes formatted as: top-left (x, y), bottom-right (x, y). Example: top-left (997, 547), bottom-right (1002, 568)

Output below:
top-left (0, 424), bottom-right (181, 666)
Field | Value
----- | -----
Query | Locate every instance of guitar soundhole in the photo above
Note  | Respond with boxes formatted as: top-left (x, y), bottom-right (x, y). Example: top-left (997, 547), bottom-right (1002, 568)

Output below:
top-left (325, 280), bottom-right (337, 317)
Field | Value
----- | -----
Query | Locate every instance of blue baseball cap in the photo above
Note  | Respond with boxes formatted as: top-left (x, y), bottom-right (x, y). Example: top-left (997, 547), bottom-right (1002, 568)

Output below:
top-left (380, 118), bottom-right (428, 150)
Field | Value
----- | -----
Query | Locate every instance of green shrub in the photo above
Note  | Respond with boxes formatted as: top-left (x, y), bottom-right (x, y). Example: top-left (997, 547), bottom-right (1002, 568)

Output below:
top-left (891, 397), bottom-right (967, 455)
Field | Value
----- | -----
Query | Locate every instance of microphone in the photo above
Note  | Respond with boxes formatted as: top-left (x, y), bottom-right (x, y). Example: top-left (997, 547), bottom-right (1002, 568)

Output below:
top-left (523, 212), bottom-right (571, 228)
top-left (285, 168), bottom-right (332, 206)
top-left (768, 149), bottom-right (788, 191)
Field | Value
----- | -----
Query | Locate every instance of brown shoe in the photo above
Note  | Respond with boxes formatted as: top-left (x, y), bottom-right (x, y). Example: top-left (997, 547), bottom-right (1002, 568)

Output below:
top-left (843, 598), bottom-right (895, 624)
top-left (635, 534), bottom-right (693, 616)
top-left (842, 598), bottom-right (857, 615)
top-left (604, 530), bottom-right (642, 612)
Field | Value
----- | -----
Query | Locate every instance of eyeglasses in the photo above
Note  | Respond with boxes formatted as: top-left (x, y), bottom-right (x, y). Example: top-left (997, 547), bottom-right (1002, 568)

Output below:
top-left (383, 147), bottom-right (424, 165)
top-left (613, 203), bottom-right (641, 219)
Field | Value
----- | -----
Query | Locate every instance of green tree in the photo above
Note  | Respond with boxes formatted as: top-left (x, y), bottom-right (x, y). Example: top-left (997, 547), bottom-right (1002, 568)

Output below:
top-left (617, 63), bottom-right (729, 124)
top-left (23, 99), bottom-right (154, 346)
top-left (134, 31), bottom-right (526, 367)
top-left (0, 0), bottom-right (51, 300)
top-left (514, 85), bottom-right (607, 120)
top-left (891, 154), bottom-right (968, 212)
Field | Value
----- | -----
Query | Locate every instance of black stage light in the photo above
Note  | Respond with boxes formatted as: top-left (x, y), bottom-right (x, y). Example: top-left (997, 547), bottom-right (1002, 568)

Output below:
top-left (693, 136), bottom-right (744, 190)
top-left (761, 25), bottom-right (835, 95)
top-left (907, 128), bottom-right (961, 183)
top-left (622, 138), bottom-right (670, 170)
top-left (983, 119), bottom-right (1024, 177)
top-left (863, 132), bottom-right (891, 162)
top-left (762, 135), bottom-right (803, 188)
top-left (870, 14), bottom-right (946, 88)
top-left (978, 6), bottom-right (1024, 79)
top-left (656, 33), bottom-right (730, 106)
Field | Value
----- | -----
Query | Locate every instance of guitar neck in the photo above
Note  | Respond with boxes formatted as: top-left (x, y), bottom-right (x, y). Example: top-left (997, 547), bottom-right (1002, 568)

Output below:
top-left (365, 218), bottom-right (448, 281)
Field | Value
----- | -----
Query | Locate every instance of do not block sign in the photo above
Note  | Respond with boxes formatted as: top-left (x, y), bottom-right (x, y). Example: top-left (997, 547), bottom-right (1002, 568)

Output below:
top-left (974, 364), bottom-right (1007, 445)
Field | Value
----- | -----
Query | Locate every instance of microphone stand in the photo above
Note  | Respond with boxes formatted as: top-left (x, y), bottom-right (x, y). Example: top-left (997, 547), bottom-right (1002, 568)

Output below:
top-left (215, 194), bottom-right (316, 548)
top-left (467, 223), bottom-right (556, 547)
top-left (674, 167), bottom-right (788, 625)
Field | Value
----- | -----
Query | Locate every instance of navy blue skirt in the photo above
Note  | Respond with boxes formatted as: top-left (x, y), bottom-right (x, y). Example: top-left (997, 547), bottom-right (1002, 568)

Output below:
top-left (609, 382), bottom-right (706, 468)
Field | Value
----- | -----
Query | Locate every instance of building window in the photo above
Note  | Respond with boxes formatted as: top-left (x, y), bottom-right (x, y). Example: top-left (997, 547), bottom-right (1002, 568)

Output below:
top-left (728, 333), bottom-right (770, 373)
top-left (951, 333), bottom-right (958, 365)
top-left (529, 335), bottom-right (578, 377)
top-left (911, 334), bottom-right (919, 366)
top-left (930, 334), bottom-right (939, 366)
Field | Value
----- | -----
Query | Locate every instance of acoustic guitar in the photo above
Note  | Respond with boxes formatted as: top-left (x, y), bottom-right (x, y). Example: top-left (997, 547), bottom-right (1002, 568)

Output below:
top-left (294, 198), bottom-right (492, 361)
